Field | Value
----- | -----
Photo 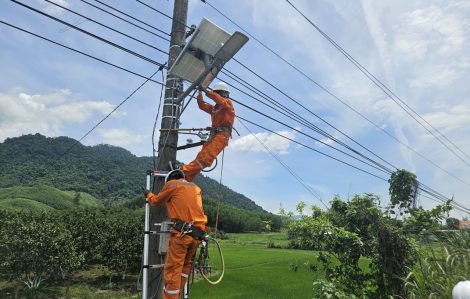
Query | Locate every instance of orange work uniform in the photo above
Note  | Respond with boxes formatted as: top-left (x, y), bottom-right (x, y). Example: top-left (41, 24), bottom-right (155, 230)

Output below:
top-left (181, 91), bottom-right (235, 182)
top-left (146, 178), bottom-right (208, 299)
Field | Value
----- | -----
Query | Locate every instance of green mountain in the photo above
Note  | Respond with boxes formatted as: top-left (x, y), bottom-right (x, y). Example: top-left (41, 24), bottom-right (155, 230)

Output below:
top-left (0, 134), bottom-right (265, 213)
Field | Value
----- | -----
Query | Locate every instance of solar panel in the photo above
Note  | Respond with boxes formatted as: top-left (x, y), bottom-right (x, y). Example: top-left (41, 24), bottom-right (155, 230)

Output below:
top-left (169, 18), bottom-right (233, 88)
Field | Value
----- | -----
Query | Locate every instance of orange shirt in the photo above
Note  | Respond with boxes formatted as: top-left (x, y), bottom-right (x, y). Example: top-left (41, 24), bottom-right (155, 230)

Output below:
top-left (147, 178), bottom-right (207, 230)
top-left (197, 91), bottom-right (235, 128)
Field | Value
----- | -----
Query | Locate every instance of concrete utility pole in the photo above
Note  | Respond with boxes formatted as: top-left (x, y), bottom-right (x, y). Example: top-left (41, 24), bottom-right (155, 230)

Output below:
top-left (148, 0), bottom-right (188, 298)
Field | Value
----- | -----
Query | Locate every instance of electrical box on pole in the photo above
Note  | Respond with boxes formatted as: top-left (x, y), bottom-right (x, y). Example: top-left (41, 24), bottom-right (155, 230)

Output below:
top-left (148, 1), bottom-right (188, 298)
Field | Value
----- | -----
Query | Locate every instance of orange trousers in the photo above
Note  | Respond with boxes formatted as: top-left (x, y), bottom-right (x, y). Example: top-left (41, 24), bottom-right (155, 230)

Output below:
top-left (163, 235), bottom-right (200, 299)
top-left (181, 132), bottom-right (229, 182)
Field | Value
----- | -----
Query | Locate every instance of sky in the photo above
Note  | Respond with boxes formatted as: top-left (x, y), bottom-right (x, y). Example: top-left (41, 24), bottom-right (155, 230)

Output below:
top-left (1, 0), bottom-right (469, 218)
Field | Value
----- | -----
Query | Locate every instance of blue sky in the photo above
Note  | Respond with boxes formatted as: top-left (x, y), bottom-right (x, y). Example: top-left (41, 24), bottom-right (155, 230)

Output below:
top-left (1, 0), bottom-right (470, 217)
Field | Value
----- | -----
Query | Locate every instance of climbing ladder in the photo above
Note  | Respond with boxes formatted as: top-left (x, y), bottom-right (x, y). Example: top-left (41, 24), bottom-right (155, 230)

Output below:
top-left (142, 170), bottom-right (172, 299)
top-left (141, 170), bottom-right (192, 299)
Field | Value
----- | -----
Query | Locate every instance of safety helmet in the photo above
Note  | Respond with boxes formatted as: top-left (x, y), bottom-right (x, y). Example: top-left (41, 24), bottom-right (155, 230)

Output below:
top-left (212, 82), bottom-right (230, 94)
top-left (165, 169), bottom-right (185, 183)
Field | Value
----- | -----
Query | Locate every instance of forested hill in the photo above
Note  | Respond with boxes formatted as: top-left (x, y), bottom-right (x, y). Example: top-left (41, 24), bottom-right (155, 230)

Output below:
top-left (0, 134), bottom-right (266, 213)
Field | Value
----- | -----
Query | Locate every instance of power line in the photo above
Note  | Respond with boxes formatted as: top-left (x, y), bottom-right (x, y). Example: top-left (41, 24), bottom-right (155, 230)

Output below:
top-left (237, 117), bottom-right (329, 209)
top-left (125, 0), bottom-right (469, 210)
top-left (227, 62), bottom-right (470, 188)
top-left (91, 0), bottom-right (170, 36)
top-left (0, 20), bottom-right (166, 87)
top-left (221, 68), bottom-right (397, 174)
top-left (236, 116), bottom-right (388, 182)
top-left (59, 18), bottom-right (87, 33)
top-left (284, 0), bottom-right (470, 168)
top-left (45, 0), bottom-right (169, 55)
top-left (203, 0), bottom-right (470, 189)
top-left (152, 71), bottom-right (165, 169)
top-left (1, 20), bottom-right (166, 197)
top-left (11, 0), bottom-right (166, 67)
top-left (221, 75), bottom-right (469, 212)
top-left (229, 88), bottom-right (392, 175)
top-left (80, 0), bottom-right (170, 42)
top-left (135, 0), bottom-right (192, 30)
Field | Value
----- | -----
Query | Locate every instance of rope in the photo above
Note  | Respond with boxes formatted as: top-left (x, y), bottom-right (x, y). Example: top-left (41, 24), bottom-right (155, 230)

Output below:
top-left (207, 149), bottom-right (225, 298)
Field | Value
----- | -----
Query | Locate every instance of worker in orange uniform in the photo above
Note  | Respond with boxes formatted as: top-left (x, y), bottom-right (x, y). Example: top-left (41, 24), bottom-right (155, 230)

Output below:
top-left (180, 82), bottom-right (235, 182)
top-left (143, 169), bottom-right (208, 299)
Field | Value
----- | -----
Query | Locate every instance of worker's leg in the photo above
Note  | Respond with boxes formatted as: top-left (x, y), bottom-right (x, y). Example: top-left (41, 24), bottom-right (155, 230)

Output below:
top-left (163, 235), bottom-right (193, 299)
top-left (180, 142), bottom-right (210, 182)
top-left (179, 239), bottom-right (200, 298)
top-left (181, 133), bottom-right (229, 182)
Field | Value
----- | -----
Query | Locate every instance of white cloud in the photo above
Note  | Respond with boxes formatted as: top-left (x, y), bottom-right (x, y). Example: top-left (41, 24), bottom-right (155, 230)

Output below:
top-left (0, 88), bottom-right (124, 142)
top-left (417, 105), bottom-right (470, 137)
top-left (230, 129), bottom-right (297, 155)
top-left (95, 128), bottom-right (146, 146)
top-left (41, 0), bottom-right (71, 15)
top-left (409, 67), bottom-right (464, 88)
top-left (361, 0), bottom-right (396, 89)
top-left (393, 4), bottom-right (469, 58)
top-left (316, 135), bottom-right (338, 147)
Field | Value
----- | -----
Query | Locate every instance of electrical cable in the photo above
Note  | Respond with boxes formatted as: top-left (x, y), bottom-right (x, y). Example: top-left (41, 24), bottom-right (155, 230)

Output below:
top-left (224, 82), bottom-right (393, 175)
top-left (231, 59), bottom-right (470, 188)
top-left (80, 0), bottom-right (170, 42)
top-left (90, 0), bottom-right (171, 36)
top-left (203, 0), bottom-right (470, 188)
top-left (219, 72), bottom-right (470, 212)
top-left (285, 0), bottom-right (470, 167)
top-left (11, 0), bottom-right (166, 68)
top-left (135, 0), bottom-right (192, 30)
top-left (152, 68), bottom-right (166, 169)
top-left (237, 117), bottom-right (328, 209)
top-left (45, 0), bottom-right (169, 55)
top-left (227, 84), bottom-right (467, 211)
top-left (0, 21), bottom-right (165, 87)
top-left (1, 19), bottom-right (167, 194)
top-left (239, 115), bottom-right (468, 213)
top-left (6, 4), bottom-right (466, 212)
top-left (236, 116), bottom-right (388, 182)
top-left (221, 70), bottom-right (397, 174)
top-left (59, 18), bottom-right (87, 33)
top-left (92, 0), bottom-right (170, 36)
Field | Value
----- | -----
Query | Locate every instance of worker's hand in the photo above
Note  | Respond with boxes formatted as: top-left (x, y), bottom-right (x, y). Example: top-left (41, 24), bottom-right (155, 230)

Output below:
top-left (143, 189), bottom-right (151, 196)
top-left (198, 85), bottom-right (207, 94)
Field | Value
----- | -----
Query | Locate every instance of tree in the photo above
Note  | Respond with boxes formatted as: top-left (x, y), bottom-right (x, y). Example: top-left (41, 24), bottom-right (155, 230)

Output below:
top-left (404, 201), bottom-right (453, 232)
top-left (446, 217), bottom-right (460, 228)
top-left (289, 194), bottom-right (417, 298)
top-left (0, 212), bottom-right (84, 296)
top-left (73, 192), bottom-right (81, 206)
top-left (388, 169), bottom-right (417, 214)
top-left (99, 214), bottom-right (143, 283)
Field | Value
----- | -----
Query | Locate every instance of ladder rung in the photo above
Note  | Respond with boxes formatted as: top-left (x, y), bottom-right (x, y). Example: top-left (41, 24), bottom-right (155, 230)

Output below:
top-left (145, 230), bottom-right (171, 234)
top-left (144, 264), bottom-right (165, 269)
top-left (149, 170), bottom-right (169, 177)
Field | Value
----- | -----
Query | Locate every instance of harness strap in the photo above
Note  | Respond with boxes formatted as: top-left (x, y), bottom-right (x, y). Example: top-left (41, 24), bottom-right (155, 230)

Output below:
top-left (207, 126), bottom-right (233, 142)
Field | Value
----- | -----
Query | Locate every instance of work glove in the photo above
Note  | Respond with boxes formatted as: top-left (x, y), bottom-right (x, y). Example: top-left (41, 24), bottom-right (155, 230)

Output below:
top-left (143, 189), bottom-right (151, 196)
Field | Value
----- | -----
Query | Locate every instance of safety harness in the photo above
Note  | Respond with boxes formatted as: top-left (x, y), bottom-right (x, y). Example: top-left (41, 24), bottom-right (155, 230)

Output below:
top-left (171, 219), bottom-right (207, 240)
top-left (206, 126), bottom-right (232, 143)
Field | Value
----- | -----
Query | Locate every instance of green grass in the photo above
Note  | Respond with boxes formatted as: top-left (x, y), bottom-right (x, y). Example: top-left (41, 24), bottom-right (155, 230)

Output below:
top-left (187, 232), bottom-right (320, 298)
top-left (0, 185), bottom-right (102, 211)
top-left (0, 197), bottom-right (54, 211)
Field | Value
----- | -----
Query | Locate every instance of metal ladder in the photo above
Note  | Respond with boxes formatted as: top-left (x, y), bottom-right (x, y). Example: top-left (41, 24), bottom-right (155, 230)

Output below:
top-left (142, 170), bottom-right (190, 299)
